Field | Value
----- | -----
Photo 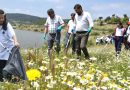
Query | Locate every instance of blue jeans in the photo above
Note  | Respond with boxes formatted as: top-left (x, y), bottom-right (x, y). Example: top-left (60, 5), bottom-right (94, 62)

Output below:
top-left (114, 36), bottom-right (123, 53)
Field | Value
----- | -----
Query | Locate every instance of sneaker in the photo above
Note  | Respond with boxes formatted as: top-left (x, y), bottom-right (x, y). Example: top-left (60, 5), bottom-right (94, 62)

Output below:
top-left (76, 57), bottom-right (80, 61)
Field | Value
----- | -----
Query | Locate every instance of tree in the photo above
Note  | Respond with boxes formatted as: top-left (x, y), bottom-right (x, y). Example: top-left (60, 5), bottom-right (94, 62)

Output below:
top-left (98, 17), bottom-right (103, 26)
top-left (105, 16), bottom-right (111, 24)
top-left (122, 14), bottom-right (129, 24)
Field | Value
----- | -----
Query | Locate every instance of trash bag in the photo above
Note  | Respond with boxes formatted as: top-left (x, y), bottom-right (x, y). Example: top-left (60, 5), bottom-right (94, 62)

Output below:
top-left (3, 46), bottom-right (27, 80)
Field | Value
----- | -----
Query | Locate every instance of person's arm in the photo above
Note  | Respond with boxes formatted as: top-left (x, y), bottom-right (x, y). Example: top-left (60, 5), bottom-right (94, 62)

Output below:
top-left (67, 20), bottom-right (70, 32)
top-left (44, 18), bottom-right (49, 38)
top-left (12, 35), bottom-right (19, 46)
top-left (57, 16), bottom-right (65, 31)
top-left (7, 23), bottom-right (19, 46)
top-left (87, 12), bottom-right (94, 33)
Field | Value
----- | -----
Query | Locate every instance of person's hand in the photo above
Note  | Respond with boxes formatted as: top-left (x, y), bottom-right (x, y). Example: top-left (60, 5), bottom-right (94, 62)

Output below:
top-left (124, 34), bottom-right (128, 38)
top-left (44, 33), bottom-right (47, 39)
top-left (14, 41), bottom-right (20, 47)
top-left (71, 29), bottom-right (75, 33)
top-left (57, 26), bottom-right (63, 32)
top-left (88, 27), bottom-right (92, 33)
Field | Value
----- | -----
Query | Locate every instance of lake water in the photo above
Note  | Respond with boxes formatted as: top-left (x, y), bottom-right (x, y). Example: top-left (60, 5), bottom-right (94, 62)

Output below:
top-left (15, 30), bottom-right (46, 49)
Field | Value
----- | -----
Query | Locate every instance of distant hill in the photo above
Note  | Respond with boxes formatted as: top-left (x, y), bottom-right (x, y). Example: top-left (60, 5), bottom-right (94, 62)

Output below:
top-left (6, 13), bottom-right (46, 25)
top-left (6, 13), bottom-right (69, 25)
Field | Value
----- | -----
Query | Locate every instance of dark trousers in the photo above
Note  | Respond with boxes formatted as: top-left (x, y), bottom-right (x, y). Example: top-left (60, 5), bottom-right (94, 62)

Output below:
top-left (48, 32), bottom-right (61, 54)
top-left (75, 31), bottom-right (90, 59)
top-left (0, 60), bottom-right (7, 81)
top-left (114, 36), bottom-right (123, 54)
top-left (64, 33), bottom-right (76, 53)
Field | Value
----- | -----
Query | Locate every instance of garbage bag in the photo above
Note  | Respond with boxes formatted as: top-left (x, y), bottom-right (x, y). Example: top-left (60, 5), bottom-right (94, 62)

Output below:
top-left (3, 46), bottom-right (27, 80)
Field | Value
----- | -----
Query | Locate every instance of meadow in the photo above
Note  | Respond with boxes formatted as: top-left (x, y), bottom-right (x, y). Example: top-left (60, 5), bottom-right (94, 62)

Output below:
top-left (0, 24), bottom-right (130, 90)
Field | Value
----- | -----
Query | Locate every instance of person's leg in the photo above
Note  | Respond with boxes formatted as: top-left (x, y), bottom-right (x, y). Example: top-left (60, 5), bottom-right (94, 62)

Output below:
top-left (114, 38), bottom-right (118, 53)
top-left (0, 60), bottom-right (7, 82)
top-left (117, 37), bottom-right (123, 53)
top-left (55, 32), bottom-right (61, 54)
top-left (64, 33), bottom-right (70, 54)
top-left (80, 34), bottom-right (90, 59)
top-left (72, 34), bottom-right (76, 54)
top-left (48, 34), bottom-right (55, 60)
top-left (75, 34), bottom-right (81, 59)
top-left (115, 37), bottom-right (122, 57)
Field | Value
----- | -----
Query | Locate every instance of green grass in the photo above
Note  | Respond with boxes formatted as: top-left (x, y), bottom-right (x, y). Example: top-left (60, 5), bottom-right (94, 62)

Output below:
top-left (0, 24), bottom-right (130, 90)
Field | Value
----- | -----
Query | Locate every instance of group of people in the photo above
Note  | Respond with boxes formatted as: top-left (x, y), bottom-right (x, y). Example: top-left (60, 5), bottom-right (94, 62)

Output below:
top-left (114, 21), bottom-right (130, 57)
top-left (0, 4), bottom-right (93, 82)
top-left (96, 35), bottom-right (113, 45)
top-left (44, 4), bottom-right (94, 60)
top-left (0, 3), bottom-right (129, 82)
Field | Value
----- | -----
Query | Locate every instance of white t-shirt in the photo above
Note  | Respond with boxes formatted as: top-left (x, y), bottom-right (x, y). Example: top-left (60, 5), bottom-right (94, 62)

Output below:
top-left (67, 20), bottom-right (76, 34)
top-left (44, 15), bottom-right (64, 33)
top-left (115, 28), bottom-right (125, 36)
top-left (126, 26), bottom-right (130, 35)
top-left (75, 11), bottom-right (94, 31)
top-left (0, 23), bottom-right (15, 60)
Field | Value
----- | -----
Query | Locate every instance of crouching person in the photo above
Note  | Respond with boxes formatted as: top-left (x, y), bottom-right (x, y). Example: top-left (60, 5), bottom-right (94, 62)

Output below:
top-left (0, 9), bottom-right (27, 82)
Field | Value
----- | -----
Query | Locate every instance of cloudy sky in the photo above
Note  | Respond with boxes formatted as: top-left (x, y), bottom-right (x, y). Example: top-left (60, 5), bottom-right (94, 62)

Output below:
top-left (0, 0), bottom-right (130, 19)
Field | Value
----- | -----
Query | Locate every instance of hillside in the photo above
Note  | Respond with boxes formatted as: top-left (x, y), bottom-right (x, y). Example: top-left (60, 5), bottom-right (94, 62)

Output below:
top-left (6, 13), bottom-right (69, 25)
top-left (6, 13), bottom-right (46, 25)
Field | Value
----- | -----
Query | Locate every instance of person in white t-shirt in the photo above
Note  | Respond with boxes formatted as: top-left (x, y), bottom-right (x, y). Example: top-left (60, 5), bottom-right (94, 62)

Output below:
top-left (74, 4), bottom-right (94, 60)
top-left (124, 21), bottom-right (130, 49)
top-left (44, 9), bottom-right (64, 59)
top-left (64, 13), bottom-right (76, 54)
top-left (0, 9), bottom-right (19, 81)
top-left (114, 21), bottom-right (125, 57)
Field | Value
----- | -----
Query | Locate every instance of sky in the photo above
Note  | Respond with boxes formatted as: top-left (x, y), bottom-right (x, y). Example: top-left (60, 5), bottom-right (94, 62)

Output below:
top-left (0, 0), bottom-right (130, 19)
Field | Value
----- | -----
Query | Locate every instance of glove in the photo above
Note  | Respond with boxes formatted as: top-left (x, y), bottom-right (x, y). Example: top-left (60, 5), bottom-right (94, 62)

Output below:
top-left (71, 29), bottom-right (75, 33)
top-left (43, 36), bottom-right (46, 39)
top-left (57, 25), bottom-right (63, 32)
top-left (88, 27), bottom-right (92, 33)
top-left (124, 34), bottom-right (128, 38)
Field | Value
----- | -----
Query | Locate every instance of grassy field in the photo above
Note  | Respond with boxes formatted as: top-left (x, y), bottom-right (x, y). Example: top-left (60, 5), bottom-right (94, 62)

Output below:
top-left (0, 24), bottom-right (130, 90)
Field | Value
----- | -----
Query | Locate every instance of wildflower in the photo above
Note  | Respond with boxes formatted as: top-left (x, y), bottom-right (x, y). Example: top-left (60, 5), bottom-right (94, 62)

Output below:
top-left (69, 58), bottom-right (77, 61)
top-left (28, 61), bottom-right (34, 66)
top-left (89, 57), bottom-right (97, 61)
top-left (67, 72), bottom-right (77, 77)
top-left (62, 56), bottom-right (67, 59)
top-left (61, 76), bottom-right (67, 84)
top-left (79, 76), bottom-right (87, 85)
top-left (100, 86), bottom-right (108, 90)
top-left (54, 58), bottom-right (60, 62)
top-left (26, 69), bottom-right (41, 81)
top-left (102, 77), bottom-right (110, 82)
top-left (47, 83), bottom-right (54, 88)
top-left (73, 86), bottom-right (82, 90)
top-left (31, 81), bottom-right (40, 88)
top-left (67, 81), bottom-right (75, 87)
top-left (42, 60), bottom-right (49, 64)
top-left (87, 68), bottom-right (96, 74)
top-left (45, 75), bottom-right (53, 80)
top-left (39, 66), bottom-right (47, 71)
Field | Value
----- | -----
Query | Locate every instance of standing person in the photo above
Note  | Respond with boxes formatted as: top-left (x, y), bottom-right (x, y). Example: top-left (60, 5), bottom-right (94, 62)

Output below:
top-left (123, 21), bottom-right (130, 50)
top-left (44, 8), bottom-right (65, 59)
top-left (64, 13), bottom-right (76, 55)
top-left (0, 9), bottom-right (27, 81)
top-left (74, 4), bottom-right (94, 60)
top-left (125, 20), bottom-right (130, 49)
top-left (114, 21), bottom-right (125, 57)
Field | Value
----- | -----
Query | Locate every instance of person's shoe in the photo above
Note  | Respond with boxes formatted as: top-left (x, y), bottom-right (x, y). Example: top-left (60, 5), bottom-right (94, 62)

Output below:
top-left (76, 57), bottom-right (80, 61)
